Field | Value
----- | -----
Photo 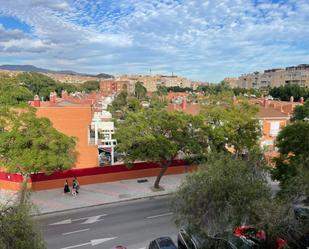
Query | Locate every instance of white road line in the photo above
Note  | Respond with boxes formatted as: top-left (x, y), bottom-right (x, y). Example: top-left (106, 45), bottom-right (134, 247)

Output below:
top-left (146, 212), bottom-right (173, 219)
top-left (60, 237), bottom-right (117, 249)
top-left (62, 228), bottom-right (90, 236)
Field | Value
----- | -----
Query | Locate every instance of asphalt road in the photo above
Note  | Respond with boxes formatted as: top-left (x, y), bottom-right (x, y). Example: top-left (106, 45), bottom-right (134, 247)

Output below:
top-left (36, 196), bottom-right (178, 249)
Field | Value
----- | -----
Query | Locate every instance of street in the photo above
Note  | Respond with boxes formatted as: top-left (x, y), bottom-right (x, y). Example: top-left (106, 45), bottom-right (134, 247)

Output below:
top-left (36, 196), bottom-right (178, 249)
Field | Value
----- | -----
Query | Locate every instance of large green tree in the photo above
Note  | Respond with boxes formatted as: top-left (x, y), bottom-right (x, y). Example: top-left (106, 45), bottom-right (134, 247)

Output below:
top-left (172, 153), bottom-right (271, 236)
top-left (292, 100), bottom-right (309, 121)
top-left (0, 75), bottom-right (33, 106)
top-left (134, 81), bottom-right (147, 100)
top-left (172, 153), bottom-right (306, 248)
top-left (115, 108), bottom-right (207, 189)
top-left (0, 107), bottom-right (77, 204)
top-left (272, 121), bottom-right (309, 192)
top-left (0, 203), bottom-right (46, 249)
top-left (201, 97), bottom-right (260, 155)
top-left (17, 72), bottom-right (59, 100)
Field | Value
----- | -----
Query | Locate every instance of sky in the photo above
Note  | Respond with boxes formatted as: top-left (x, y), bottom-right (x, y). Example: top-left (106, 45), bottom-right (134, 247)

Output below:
top-left (0, 0), bottom-right (308, 82)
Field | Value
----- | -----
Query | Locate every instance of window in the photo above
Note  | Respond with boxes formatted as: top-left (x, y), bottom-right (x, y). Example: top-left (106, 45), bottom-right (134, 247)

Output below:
top-left (270, 121), bottom-right (280, 136)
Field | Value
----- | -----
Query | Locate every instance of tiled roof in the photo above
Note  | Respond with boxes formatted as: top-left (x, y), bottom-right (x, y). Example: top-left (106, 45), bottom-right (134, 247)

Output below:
top-left (257, 106), bottom-right (289, 119)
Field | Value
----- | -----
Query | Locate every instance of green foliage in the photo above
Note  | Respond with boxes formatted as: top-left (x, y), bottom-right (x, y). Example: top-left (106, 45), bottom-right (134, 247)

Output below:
top-left (197, 81), bottom-right (231, 95)
top-left (172, 152), bottom-right (271, 236)
top-left (134, 81), bottom-right (147, 100)
top-left (232, 87), bottom-right (263, 97)
top-left (115, 108), bottom-right (207, 188)
top-left (17, 72), bottom-right (59, 100)
top-left (292, 100), bottom-right (309, 121)
top-left (269, 84), bottom-right (309, 101)
top-left (79, 80), bottom-right (100, 93)
top-left (156, 85), bottom-right (168, 96)
top-left (201, 97), bottom-right (260, 154)
top-left (0, 75), bottom-right (33, 106)
top-left (166, 86), bottom-right (193, 92)
top-left (172, 152), bottom-right (307, 247)
top-left (0, 203), bottom-right (46, 249)
top-left (0, 107), bottom-right (77, 175)
top-left (272, 121), bottom-right (309, 190)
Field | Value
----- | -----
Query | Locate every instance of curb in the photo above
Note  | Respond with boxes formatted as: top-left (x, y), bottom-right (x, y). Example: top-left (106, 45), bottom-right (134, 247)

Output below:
top-left (33, 193), bottom-right (173, 217)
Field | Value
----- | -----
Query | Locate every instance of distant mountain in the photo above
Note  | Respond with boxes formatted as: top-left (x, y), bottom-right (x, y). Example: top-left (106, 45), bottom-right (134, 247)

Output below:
top-left (0, 64), bottom-right (113, 79)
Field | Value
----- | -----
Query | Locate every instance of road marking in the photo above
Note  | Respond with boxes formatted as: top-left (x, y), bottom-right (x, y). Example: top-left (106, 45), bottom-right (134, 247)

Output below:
top-left (146, 212), bottom-right (173, 219)
top-left (60, 237), bottom-right (117, 249)
top-left (50, 214), bottom-right (107, 225)
top-left (62, 228), bottom-right (90, 236)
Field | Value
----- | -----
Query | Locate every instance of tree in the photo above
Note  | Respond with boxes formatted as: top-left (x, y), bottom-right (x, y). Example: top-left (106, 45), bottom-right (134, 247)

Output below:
top-left (269, 84), bottom-right (309, 101)
top-left (17, 72), bottom-right (59, 100)
top-left (156, 85), bottom-right (168, 96)
top-left (0, 75), bottom-right (33, 106)
top-left (0, 203), bottom-right (46, 249)
top-left (79, 80), bottom-right (100, 93)
top-left (134, 81), bottom-right (147, 100)
top-left (272, 121), bottom-right (309, 189)
top-left (201, 96), bottom-right (261, 155)
top-left (171, 152), bottom-right (307, 248)
top-left (292, 99), bottom-right (309, 121)
top-left (115, 108), bottom-right (207, 189)
top-left (172, 152), bottom-right (271, 236)
top-left (0, 107), bottom-right (77, 204)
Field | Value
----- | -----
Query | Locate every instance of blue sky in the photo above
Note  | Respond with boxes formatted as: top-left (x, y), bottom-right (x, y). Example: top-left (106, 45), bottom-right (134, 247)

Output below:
top-left (0, 0), bottom-right (308, 82)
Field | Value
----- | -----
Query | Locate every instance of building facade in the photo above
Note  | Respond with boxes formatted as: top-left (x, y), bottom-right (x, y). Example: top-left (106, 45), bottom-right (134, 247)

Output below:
top-left (228, 64), bottom-right (309, 89)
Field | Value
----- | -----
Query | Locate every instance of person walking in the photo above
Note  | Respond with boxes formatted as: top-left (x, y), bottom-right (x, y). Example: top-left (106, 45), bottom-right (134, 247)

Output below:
top-left (63, 180), bottom-right (70, 194)
top-left (73, 177), bottom-right (80, 194)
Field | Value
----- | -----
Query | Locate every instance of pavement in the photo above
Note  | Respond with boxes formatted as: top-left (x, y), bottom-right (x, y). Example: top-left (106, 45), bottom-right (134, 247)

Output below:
top-left (37, 196), bottom-right (177, 249)
top-left (0, 173), bottom-right (186, 214)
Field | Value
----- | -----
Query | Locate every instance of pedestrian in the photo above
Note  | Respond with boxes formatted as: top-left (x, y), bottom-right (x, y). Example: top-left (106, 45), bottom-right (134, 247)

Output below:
top-left (71, 180), bottom-right (77, 197)
top-left (73, 177), bottom-right (80, 194)
top-left (63, 180), bottom-right (70, 194)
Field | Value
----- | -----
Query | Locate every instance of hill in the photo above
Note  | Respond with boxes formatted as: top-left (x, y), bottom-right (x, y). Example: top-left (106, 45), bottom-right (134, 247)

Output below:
top-left (0, 64), bottom-right (113, 79)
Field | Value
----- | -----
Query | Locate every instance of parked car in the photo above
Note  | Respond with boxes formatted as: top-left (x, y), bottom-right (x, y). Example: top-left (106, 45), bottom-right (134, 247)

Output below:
top-left (178, 227), bottom-right (262, 249)
top-left (148, 236), bottom-right (177, 249)
top-left (110, 246), bottom-right (127, 249)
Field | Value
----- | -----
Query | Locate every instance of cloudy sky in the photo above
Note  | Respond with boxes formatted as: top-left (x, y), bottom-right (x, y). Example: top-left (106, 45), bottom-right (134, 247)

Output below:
top-left (0, 0), bottom-right (308, 82)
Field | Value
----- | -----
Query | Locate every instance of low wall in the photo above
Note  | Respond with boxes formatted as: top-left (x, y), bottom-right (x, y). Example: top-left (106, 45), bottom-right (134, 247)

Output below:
top-left (0, 161), bottom-right (195, 191)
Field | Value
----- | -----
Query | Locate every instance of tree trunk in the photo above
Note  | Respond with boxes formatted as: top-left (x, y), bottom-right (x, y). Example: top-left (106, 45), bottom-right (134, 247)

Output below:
top-left (154, 164), bottom-right (168, 189)
top-left (19, 173), bottom-right (29, 205)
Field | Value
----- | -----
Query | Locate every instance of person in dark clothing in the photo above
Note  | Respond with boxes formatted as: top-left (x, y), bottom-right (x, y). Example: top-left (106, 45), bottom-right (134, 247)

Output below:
top-left (63, 180), bottom-right (70, 194)
top-left (72, 177), bottom-right (80, 195)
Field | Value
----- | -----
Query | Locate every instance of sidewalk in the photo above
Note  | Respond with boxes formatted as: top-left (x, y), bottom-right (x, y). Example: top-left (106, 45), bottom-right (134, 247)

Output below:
top-left (0, 174), bottom-right (186, 214)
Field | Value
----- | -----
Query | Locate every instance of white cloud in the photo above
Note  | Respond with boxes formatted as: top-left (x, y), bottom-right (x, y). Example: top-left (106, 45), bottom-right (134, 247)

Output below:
top-left (0, 0), bottom-right (308, 81)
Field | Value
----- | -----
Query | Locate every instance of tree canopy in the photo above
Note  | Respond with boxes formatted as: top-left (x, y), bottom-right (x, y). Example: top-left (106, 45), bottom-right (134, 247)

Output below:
top-left (0, 203), bottom-right (46, 249)
top-left (134, 81), bottom-right (147, 100)
top-left (115, 108), bottom-right (207, 189)
top-left (201, 96), bottom-right (260, 154)
top-left (172, 153), bottom-right (271, 235)
top-left (272, 121), bottom-right (309, 192)
top-left (0, 75), bottom-right (33, 106)
top-left (292, 99), bottom-right (309, 121)
top-left (172, 152), bottom-right (307, 248)
top-left (269, 84), bottom-right (309, 101)
top-left (0, 107), bottom-right (77, 203)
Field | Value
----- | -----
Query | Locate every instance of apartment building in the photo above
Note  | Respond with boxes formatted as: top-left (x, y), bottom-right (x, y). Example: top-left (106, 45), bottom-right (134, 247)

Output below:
top-left (229, 64), bottom-right (309, 89)
top-left (100, 80), bottom-right (134, 95)
top-left (116, 74), bottom-right (193, 92)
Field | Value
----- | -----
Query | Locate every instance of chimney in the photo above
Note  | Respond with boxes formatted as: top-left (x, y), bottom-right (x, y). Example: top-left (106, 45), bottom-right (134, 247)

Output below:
top-left (33, 95), bottom-right (41, 107)
top-left (233, 95), bottom-right (237, 103)
top-left (262, 98), bottom-right (267, 107)
top-left (300, 97), bottom-right (304, 104)
top-left (181, 99), bottom-right (187, 111)
top-left (290, 96), bottom-right (294, 102)
top-left (49, 92), bottom-right (56, 104)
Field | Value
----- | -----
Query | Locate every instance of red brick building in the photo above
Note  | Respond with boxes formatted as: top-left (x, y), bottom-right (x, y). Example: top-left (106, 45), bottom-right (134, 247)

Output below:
top-left (100, 80), bottom-right (132, 95)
